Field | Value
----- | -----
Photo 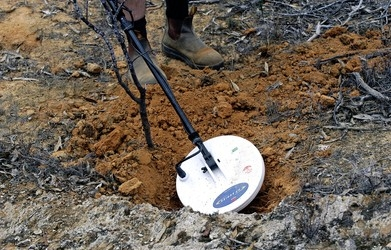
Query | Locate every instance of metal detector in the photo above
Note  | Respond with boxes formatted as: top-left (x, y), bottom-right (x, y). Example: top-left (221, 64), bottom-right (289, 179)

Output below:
top-left (105, 1), bottom-right (265, 214)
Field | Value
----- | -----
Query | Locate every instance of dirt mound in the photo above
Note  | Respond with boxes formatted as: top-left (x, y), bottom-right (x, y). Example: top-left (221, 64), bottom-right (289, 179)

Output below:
top-left (1, 0), bottom-right (390, 215)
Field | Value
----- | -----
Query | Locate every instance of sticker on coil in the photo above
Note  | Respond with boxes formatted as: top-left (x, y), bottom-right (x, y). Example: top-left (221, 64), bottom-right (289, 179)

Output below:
top-left (213, 183), bottom-right (249, 208)
top-left (242, 165), bottom-right (253, 173)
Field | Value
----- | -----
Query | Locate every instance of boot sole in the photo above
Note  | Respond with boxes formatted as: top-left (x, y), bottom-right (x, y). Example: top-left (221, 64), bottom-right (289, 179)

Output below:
top-left (162, 44), bottom-right (223, 70)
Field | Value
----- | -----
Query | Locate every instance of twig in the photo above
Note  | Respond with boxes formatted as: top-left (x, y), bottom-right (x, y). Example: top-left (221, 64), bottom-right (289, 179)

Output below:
top-left (352, 72), bottom-right (390, 102)
top-left (0, 6), bottom-right (17, 14)
top-left (73, 0), bottom-right (154, 148)
top-left (315, 51), bottom-right (360, 67)
top-left (12, 77), bottom-right (39, 81)
top-left (189, 0), bottom-right (219, 4)
top-left (333, 76), bottom-right (344, 125)
top-left (68, 24), bottom-right (81, 34)
top-left (380, 0), bottom-right (391, 24)
top-left (341, 0), bottom-right (364, 26)
top-left (101, 1), bottom-right (154, 148)
top-left (268, 0), bottom-right (302, 10)
top-left (315, 48), bottom-right (391, 67)
top-left (307, 22), bottom-right (321, 42)
top-left (364, 49), bottom-right (391, 60)
top-left (73, 0), bottom-right (139, 101)
top-left (322, 129), bottom-right (348, 144)
top-left (228, 237), bottom-right (250, 246)
top-left (323, 125), bottom-right (391, 131)
top-left (311, 0), bottom-right (346, 13)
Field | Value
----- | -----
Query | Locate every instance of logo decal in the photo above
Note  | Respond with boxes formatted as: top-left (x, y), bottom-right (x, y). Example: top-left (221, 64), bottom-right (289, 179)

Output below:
top-left (213, 183), bottom-right (249, 208)
top-left (243, 165), bottom-right (252, 173)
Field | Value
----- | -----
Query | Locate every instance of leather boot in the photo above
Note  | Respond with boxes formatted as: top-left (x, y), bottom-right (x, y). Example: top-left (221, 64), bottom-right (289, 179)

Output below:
top-left (162, 6), bottom-right (224, 69)
top-left (128, 35), bottom-right (167, 85)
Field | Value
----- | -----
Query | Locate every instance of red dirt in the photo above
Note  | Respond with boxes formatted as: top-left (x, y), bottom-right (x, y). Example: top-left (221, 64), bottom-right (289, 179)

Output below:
top-left (0, 0), bottom-right (387, 213)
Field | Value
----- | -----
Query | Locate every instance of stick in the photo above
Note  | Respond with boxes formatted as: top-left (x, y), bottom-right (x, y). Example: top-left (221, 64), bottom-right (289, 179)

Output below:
top-left (323, 125), bottom-right (391, 131)
top-left (12, 77), bottom-right (39, 81)
top-left (333, 76), bottom-right (344, 125)
top-left (352, 72), bottom-right (390, 102)
top-left (315, 51), bottom-right (361, 67)
top-left (73, 0), bottom-right (154, 148)
top-left (307, 22), bottom-right (321, 42)
top-left (315, 48), bottom-right (391, 67)
top-left (189, 0), bottom-right (219, 4)
top-left (341, 0), bottom-right (364, 26)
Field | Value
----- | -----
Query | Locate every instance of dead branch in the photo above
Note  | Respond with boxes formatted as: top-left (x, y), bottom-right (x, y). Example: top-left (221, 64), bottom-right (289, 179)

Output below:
top-left (341, 0), bottom-right (364, 26)
top-left (189, 0), bottom-right (219, 4)
top-left (307, 22), bottom-right (321, 42)
top-left (364, 49), bottom-right (391, 60)
top-left (333, 76), bottom-right (344, 125)
top-left (11, 77), bottom-right (39, 81)
top-left (322, 129), bottom-right (348, 144)
top-left (315, 51), bottom-right (360, 68)
top-left (315, 48), bottom-right (391, 68)
top-left (73, 0), bottom-right (154, 148)
top-left (352, 72), bottom-right (390, 102)
top-left (323, 125), bottom-right (391, 131)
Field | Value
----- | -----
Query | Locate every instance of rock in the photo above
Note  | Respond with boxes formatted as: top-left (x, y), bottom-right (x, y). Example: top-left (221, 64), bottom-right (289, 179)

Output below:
top-left (93, 126), bottom-right (126, 157)
top-left (316, 92), bottom-right (335, 107)
top-left (95, 160), bottom-right (114, 176)
top-left (133, 149), bottom-right (152, 165)
top-left (25, 109), bottom-right (35, 116)
top-left (118, 178), bottom-right (142, 195)
top-left (215, 101), bottom-right (233, 118)
top-left (86, 63), bottom-right (102, 74)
